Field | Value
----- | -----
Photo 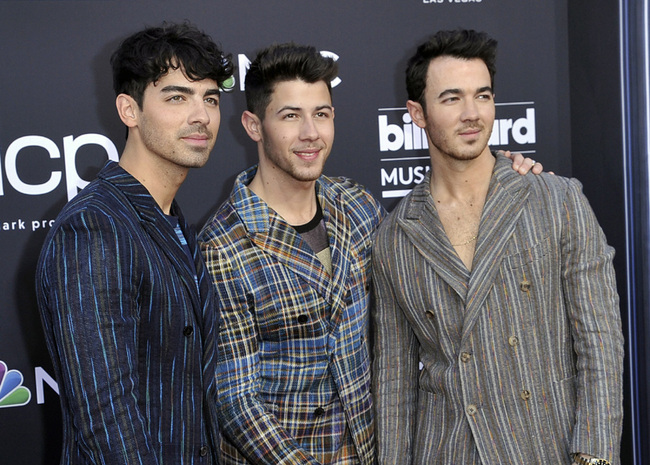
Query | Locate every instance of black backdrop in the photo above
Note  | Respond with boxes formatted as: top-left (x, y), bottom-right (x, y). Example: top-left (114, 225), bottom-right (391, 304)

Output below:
top-left (0, 1), bottom-right (639, 463)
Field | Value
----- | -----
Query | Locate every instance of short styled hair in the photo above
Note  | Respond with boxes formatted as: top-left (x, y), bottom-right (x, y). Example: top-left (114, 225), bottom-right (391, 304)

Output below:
top-left (111, 22), bottom-right (233, 108)
top-left (244, 43), bottom-right (338, 119)
top-left (406, 29), bottom-right (497, 111)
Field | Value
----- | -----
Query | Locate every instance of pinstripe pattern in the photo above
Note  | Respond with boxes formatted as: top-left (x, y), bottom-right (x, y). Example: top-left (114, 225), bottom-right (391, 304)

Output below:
top-left (36, 161), bottom-right (221, 465)
top-left (372, 153), bottom-right (624, 465)
top-left (199, 166), bottom-right (385, 465)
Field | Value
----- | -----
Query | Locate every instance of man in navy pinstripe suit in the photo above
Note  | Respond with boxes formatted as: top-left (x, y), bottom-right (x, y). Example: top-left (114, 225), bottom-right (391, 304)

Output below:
top-left (36, 23), bottom-right (232, 464)
top-left (372, 29), bottom-right (624, 465)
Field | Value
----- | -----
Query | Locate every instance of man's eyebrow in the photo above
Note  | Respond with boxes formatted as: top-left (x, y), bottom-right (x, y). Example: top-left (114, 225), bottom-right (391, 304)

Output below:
top-left (160, 85), bottom-right (221, 97)
top-left (276, 104), bottom-right (333, 114)
top-left (161, 85), bottom-right (195, 94)
top-left (438, 88), bottom-right (462, 99)
top-left (204, 88), bottom-right (221, 97)
top-left (438, 86), bottom-right (493, 98)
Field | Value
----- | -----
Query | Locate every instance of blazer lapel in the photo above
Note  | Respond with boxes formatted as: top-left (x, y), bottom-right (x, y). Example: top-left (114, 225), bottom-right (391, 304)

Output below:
top-left (320, 188), bottom-right (352, 328)
top-left (101, 162), bottom-right (202, 314)
top-left (462, 155), bottom-right (530, 340)
top-left (397, 181), bottom-right (470, 301)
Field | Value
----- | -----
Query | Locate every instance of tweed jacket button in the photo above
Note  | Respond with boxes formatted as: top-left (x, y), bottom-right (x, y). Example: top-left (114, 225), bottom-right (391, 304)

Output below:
top-left (520, 389), bottom-right (531, 400)
top-left (297, 314), bottom-right (309, 324)
top-left (520, 280), bottom-right (531, 292)
top-left (314, 407), bottom-right (325, 417)
top-left (425, 310), bottom-right (435, 320)
top-left (466, 404), bottom-right (477, 416)
top-left (460, 352), bottom-right (472, 363)
top-left (199, 445), bottom-right (209, 457)
top-left (508, 336), bottom-right (519, 347)
top-left (183, 326), bottom-right (194, 337)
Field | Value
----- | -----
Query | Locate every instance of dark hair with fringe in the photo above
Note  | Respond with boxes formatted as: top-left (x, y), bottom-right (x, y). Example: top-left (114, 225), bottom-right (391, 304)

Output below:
top-left (244, 42), bottom-right (338, 119)
top-left (111, 21), bottom-right (233, 108)
top-left (406, 29), bottom-right (497, 112)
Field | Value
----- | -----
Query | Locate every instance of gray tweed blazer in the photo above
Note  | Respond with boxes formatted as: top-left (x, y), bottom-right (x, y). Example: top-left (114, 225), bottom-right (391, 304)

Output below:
top-left (371, 153), bottom-right (624, 465)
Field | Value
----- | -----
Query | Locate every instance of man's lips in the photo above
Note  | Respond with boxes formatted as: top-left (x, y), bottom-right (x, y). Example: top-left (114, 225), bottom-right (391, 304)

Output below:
top-left (459, 127), bottom-right (482, 136)
top-left (182, 133), bottom-right (211, 146)
top-left (294, 148), bottom-right (321, 159)
top-left (458, 127), bottom-right (483, 140)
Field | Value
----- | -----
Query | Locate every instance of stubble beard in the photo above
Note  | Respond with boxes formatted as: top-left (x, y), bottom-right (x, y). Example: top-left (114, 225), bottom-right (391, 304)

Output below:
top-left (262, 139), bottom-right (327, 183)
top-left (141, 122), bottom-right (214, 169)
top-left (429, 122), bottom-right (491, 162)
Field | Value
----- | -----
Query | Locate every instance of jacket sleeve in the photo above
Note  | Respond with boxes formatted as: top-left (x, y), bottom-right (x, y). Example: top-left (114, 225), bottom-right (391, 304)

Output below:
top-left (36, 208), bottom-right (159, 465)
top-left (370, 225), bottom-right (419, 465)
top-left (561, 179), bottom-right (624, 465)
top-left (201, 241), bottom-right (321, 465)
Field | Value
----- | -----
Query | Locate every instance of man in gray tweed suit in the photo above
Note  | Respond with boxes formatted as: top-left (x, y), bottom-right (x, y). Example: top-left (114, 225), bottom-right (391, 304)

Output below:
top-left (371, 29), bottom-right (623, 465)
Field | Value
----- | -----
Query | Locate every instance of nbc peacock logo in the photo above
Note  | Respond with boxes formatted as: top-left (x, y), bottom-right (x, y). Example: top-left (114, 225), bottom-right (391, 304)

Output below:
top-left (0, 360), bottom-right (32, 408)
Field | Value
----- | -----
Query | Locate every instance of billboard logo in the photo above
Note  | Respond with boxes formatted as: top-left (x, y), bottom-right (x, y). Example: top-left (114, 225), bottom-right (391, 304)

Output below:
top-left (377, 102), bottom-right (537, 199)
top-left (0, 360), bottom-right (31, 408)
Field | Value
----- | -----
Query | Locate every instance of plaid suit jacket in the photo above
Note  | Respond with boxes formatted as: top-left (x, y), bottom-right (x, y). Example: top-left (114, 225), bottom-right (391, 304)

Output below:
top-left (372, 153), bottom-right (624, 465)
top-left (199, 166), bottom-right (385, 465)
top-left (36, 161), bottom-right (221, 464)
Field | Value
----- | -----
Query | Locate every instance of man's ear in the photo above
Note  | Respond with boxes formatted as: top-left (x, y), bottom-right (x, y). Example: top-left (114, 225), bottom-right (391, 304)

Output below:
top-left (406, 99), bottom-right (426, 129)
top-left (116, 94), bottom-right (139, 128)
top-left (241, 110), bottom-right (262, 142)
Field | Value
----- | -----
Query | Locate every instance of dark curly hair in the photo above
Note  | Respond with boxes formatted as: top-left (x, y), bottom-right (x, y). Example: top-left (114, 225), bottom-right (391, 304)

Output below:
top-left (244, 42), bottom-right (338, 119)
top-left (406, 29), bottom-right (497, 112)
top-left (111, 22), bottom-right (234, 108)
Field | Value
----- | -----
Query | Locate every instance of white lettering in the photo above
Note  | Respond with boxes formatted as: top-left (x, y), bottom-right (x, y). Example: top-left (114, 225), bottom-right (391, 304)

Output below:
top-left (488, 108), bottom-right (536, 146)
top-left (237, 54), bottom-right (251, 92)
top-left (1, 133), bottom-right (119, 200)
top-left (378, 113), bottom-right (429, 152)
top-left (511, 108), bottom-right (536, 144)
top-left (4, 136), bottom-right (62, 196)
top-left (381, 166), bottom-right (430, 187)
top-left (35, 366), bottom-right (59, 404)
top-left (63, 134), bottom-right (118, 200)
top-left (381, 167), bottom-right (399, 186)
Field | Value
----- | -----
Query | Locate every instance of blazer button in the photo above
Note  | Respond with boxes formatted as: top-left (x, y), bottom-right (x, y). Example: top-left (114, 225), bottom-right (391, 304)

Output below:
top-left (520, 389), bottom-right (531, 400)
top-left (297, 314), bottom-right (309, 324)
top-left (313, 407), bottom-right (325, 417)
top-left (183, 326), bottom-right (194, 337)
top-left (460, 352), bottom-right (472, 363)
top-left (199, 445), bottom-right (209, 457)
top-left (466, 404), bottom-right (478, 416)
top-left (508, 336), bottom-right (519, 347)
top-left (520, 280), bottom-right (531, 292)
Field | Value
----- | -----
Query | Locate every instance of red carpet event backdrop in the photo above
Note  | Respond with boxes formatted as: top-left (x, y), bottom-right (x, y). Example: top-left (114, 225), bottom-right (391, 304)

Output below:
top-left (0, 1), bottom-right (637, 463)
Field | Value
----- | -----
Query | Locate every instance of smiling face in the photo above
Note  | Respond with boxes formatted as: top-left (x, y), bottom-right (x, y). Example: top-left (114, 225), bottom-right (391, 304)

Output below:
top-left (133, 66), bottom-right (222, 171)
top-left (411, 56), bottom-right (495, 163)
top-left (246, 79), bottom-right (335, 185)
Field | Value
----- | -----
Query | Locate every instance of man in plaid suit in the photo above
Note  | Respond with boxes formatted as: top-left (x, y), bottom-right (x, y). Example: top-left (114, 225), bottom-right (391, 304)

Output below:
top-left (199, 43), bottom-right (384, 464)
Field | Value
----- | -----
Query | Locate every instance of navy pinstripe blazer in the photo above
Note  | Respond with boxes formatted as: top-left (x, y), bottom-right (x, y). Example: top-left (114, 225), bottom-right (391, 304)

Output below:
top-left (372, 154), bottom-right (624, 465)
top-left (36, 161), bottom-right (221, 464)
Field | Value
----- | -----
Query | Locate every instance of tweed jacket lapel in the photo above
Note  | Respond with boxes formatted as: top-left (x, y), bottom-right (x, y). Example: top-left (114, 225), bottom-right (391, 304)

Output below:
top-left (397, 154), bottom-right (530, 335)
top-left (398, 179), bottom-right (470, 301)
top-left (462, 154), bottom-right (530, 338)
top-left (99, 162), bottom-right (202, 314)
